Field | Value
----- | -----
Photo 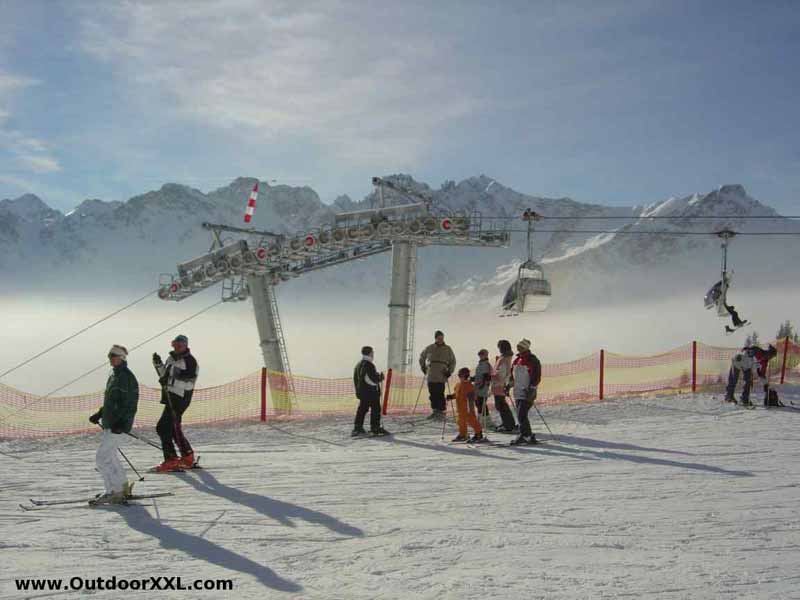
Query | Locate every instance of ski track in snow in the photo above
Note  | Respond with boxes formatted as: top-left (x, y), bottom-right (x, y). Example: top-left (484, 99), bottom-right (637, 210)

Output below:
top-left (2, 390), bottom-right (800, 599)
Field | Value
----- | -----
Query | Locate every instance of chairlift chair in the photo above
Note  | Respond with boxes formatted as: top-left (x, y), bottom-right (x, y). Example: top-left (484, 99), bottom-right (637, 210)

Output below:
top-left (500, 209), bottom-right (551, 315)
top-left (705, 228), bottom-right (737, 318)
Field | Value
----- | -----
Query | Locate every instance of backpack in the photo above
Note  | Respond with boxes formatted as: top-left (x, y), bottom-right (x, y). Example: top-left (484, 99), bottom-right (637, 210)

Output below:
top-left (765, 389), bottom-right (783, 407)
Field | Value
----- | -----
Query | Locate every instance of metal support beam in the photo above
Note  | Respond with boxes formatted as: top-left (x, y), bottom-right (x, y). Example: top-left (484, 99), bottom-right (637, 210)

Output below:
top-left (387, 241), bottom-right (416, 374)
top-left (247, 274), bottom-right (287, 374)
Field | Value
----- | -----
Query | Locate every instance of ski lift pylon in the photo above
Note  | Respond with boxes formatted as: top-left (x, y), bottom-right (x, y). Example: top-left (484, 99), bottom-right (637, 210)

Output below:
top-left (501, 209), bottom-right (551, 316)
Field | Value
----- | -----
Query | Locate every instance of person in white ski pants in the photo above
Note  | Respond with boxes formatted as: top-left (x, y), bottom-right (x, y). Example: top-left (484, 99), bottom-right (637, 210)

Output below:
top-left (88, 344), bottom-right (139, 501)
top-left (96, 430), bottom-right (127, 495)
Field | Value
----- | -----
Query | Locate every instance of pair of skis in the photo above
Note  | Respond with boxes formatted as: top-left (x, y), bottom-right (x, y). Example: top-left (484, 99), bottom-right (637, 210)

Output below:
top-left (20, 492), bottom-right (174, 511)
top-left (725, 320), bottom-right (750, 335)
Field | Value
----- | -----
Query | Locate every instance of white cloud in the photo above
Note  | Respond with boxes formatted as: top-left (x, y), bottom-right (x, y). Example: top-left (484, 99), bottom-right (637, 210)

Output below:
top-left (78, 1), bottom-right (487, 168)
top-left (0, 70), bottom-right (61, 175)
top-left (17, 154), bottom-right (61, 173)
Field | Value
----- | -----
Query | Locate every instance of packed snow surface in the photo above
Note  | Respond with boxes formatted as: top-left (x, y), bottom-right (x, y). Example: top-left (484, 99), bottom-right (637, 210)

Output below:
top-left (2, 390), bottom-right (800, 599)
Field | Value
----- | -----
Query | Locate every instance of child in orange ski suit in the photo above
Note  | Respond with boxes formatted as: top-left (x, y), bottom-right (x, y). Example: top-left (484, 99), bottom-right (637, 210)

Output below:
top-left (447, 367), bottom-right (484, 443)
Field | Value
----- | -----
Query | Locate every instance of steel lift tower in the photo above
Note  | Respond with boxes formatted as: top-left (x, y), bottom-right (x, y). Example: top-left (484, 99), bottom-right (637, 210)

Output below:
top-left (158, 177), bottom-right (511, 406)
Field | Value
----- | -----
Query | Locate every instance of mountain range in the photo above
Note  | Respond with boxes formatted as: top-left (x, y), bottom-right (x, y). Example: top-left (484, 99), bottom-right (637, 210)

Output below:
top-left (2, 177), bottom-right (798, 311)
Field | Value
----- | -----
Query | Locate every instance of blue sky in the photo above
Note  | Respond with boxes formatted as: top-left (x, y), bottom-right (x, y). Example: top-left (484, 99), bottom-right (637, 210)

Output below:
top-left (0, 0), bottom-right (798, 212)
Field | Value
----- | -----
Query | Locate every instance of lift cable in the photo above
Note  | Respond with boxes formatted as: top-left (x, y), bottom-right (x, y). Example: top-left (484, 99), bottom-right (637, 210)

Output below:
top-left (501, 229), bottom-right (800, 236)
top-left (0, 299), bottom-right (223, 426)
top-left (0, 288), bottom-right (158, 381)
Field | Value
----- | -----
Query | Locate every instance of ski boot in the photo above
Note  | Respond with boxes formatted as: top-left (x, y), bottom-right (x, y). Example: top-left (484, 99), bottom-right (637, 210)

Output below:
top-left (427, 410), bottom-right (444, 421)
top-left (351, 427), bottom-right (367, 438)
top-left (469, 433), bottom-right (486, 444)
top-left (179, 452), bottom-right (196, 469)
top-left (152, 457), bottom-right (183, 472)
top-left (371, 427), bottom-right (391, 437)
top-left (122, 480), bottom-right (135, 498)
top-left (89, 490), bottom-right (127, 506)
top-left (451, 434), bottom-right (469, 443)
top-left (510, 434), bottom-right (536, 446)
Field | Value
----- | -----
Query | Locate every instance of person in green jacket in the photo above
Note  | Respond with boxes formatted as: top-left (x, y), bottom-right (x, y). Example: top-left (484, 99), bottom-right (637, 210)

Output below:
top-left (88, 345), bottom-right (139, 504)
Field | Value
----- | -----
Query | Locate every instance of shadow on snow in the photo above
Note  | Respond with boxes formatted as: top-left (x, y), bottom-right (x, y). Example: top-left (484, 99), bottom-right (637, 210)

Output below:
top-left (116, 504), bottom-right (302, 593)
top-left (182, 469), bottom-right (365, 537)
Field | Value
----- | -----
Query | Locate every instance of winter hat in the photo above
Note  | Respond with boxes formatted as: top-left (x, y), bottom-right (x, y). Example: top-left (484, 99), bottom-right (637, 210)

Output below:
top-left (458, 367), bottom-right (471, 379)
top-left (434, 330), bottom-right (444, 339)
top-left (361, 346), bottom-right (374, 357)
top-left (517, 338), bottom-right (532, 352)
top-left (478, 348), bottom-right (489, 357)
top-left (108, 345), bottom-right (128, 360)
top-left (172, 334), bottom-right (189, 344)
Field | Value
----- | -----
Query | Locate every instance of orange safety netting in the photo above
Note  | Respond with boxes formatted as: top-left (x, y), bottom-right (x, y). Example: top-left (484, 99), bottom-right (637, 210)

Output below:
top-left (2, 338), bottom-right (798, 439)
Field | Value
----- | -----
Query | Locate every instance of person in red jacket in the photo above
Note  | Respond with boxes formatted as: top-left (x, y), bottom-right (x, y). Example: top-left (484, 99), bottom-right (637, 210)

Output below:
top-left (745, 344), bottom-right (778, 404)
top-left (509, 338), bottom-right (542, 445)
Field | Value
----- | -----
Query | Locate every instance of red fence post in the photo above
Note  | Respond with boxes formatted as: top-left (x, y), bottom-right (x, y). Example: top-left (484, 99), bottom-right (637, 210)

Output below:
top-left (780, 337), bottom-right (790, 385)
top-left (691, 341), bottom-right (697, 393)
top-left (382, 368), bottom-right (393, 416)
top-left (260, 367), bottom-right (267, 422)
top-left (599, 349), bottom-right (605, 401)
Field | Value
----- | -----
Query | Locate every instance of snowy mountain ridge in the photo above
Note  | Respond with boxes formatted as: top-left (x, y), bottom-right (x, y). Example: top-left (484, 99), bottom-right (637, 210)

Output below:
top-left (1, 177), bottom-right (795, 307)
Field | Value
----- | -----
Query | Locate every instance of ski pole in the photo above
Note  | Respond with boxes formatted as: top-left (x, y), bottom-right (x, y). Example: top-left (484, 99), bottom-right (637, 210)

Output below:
top-left (153, 362), bottom-right (182, 448)
top-left (410, 373), bottom-right (426, 417)
top-left (530, 394), bottom-right (555, 438)
top-left (118, 448), bottom-right (145, 481)
top-left (442, 379), bottom-right (454, 440)
top-left (125, 431), bottom-right (162, 451)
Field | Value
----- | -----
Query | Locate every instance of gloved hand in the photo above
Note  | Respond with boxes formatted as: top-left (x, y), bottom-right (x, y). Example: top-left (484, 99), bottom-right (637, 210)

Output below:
top-left (379, 372), bottom-right (385, 382)
top-left (152, 352), bottom-right (163, 366)
top-left (445, 394), bottom-right (455, 401)
top-left (88, 409), bottom-right (103, 425)
top-left (421, 366), bottom-right (428, 375)
top-left (443, 369), bottom-right (452, 378)
top-left (504, 384), bottom-right (511, 395)
top-left (158, 373), bottom-right (169, 386)
top-left (110, 421), bottom-right (124, 434)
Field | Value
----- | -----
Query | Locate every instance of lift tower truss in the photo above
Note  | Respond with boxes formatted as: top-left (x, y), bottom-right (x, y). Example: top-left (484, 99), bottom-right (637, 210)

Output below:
top-left (158, 178), bottom-right (511, 406)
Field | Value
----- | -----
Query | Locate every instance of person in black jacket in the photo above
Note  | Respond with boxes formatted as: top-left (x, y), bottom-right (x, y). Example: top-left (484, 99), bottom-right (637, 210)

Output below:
top-left (152, 334), bottom-right (199, 471)
top-left (352, 346), bottom-right (389, 437)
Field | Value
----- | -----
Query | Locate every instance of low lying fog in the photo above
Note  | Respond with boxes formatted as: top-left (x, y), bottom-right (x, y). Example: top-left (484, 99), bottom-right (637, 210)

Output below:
top-left (1, 282), bottom-right (797, 397)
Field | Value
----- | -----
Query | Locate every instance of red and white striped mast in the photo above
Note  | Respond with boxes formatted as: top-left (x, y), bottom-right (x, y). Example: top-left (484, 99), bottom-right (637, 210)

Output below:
top-left (243, 182), bottom-right (259, 224)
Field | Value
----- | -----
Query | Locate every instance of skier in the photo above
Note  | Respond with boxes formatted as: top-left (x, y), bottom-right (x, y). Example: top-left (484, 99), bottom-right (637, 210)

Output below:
top-left (418, 330), bottom-right (456, 420)
top-left (509, 338), bottom-right (542, 445)
top-left (152, 334), bottom-right (198, 472)
top-left (352, 346), bottom-right (389, 437)
top-left (491, 340), bottom-right (518, 433)
top-left (723, 302), bottom-right (749, 334)
top-left (724, 350), bottom-right (756, 406)
top-left (745, 343), bottom-right (778, 405)
top-left (446, 367), bottom-right (484, 443)
top-left (473, 349), bottom-right (492, 426)
top-left (87, 345), bottom-right (139, 504)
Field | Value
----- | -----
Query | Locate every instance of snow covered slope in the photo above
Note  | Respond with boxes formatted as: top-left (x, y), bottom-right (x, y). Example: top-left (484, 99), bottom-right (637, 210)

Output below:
top-left (3, 390), bottom-right (800, 599)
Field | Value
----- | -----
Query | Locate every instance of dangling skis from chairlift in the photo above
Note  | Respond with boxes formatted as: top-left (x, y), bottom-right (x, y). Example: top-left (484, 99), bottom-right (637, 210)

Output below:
top-left (500, 209), bottom-right (552, 316)
top-left (704, 228), bottom-right (749, 334)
